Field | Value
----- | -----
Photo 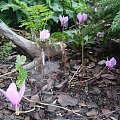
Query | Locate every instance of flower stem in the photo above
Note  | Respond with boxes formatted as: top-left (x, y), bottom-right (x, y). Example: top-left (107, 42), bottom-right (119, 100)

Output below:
top-left (41, 49), bottom-right (44, 80)
top-left (50, 38), bottom-right (54, 62)
top-left (15, 106), bottom-right (19, 115)
top-left (46, 42), bottom-right (50, 62)
top-left (62, 26), bottom-right (67, 70)
top-left (81, 29), bottom-right (84, 65)
top-left (81, 39), bottom-right (84, 65)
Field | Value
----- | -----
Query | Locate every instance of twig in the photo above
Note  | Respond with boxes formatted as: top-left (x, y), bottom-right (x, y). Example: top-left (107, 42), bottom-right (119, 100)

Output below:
top-left (68, 64), bottom-right (83, 86)
top-left (19, 105), bottom-right (44, 114)
top-left (95, 108), bottom-right (120, 119)
top-left (23, 96), bottom-right (86, 119)
top-left (87, 108), bottom-right (120, 120)
top-left (80, 66), bottom-right (106, 83)
top-left (0, 69), bottom-right (16, 78)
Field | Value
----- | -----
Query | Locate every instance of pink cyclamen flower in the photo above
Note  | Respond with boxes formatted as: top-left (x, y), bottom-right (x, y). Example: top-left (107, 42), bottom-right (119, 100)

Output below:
top-left (40, 29), bottom-right (50, 42)
top-left (59, 15), bottom-right (68, 26)
top-left (105, 57), bottom-right (116, 69)
top-left (77, 13), bottom-right (88, 24)
top-left (0, 82), bottom-right (25, 107)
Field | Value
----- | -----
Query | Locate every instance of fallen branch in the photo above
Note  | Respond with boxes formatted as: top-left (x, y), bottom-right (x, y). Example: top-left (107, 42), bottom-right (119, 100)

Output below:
top-left (0, 20), bottom-right (41, 58)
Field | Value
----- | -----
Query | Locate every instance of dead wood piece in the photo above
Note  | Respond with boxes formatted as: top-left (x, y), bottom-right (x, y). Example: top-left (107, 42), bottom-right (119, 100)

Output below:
top-left (0, 20), bottom-right (41, 58)
top-left (0, 20), bottom-right (62, 61)
top-left (23, 58), bottom-right (41, 70)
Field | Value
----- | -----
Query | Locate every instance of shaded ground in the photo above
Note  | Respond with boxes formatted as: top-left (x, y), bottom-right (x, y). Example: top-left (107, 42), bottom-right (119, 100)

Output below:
top-left (0, 43), bottom-right (120, 120)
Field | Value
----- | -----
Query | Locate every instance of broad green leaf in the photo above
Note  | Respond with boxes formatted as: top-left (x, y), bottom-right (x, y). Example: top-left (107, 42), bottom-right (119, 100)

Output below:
top-left (64, 29), bottom-right (78, 39)
top-left (84, 35), bottom-right (95, 45)
top-left (51, 16), bottom-right (59, 23)
top-left (49, 2), bottom-right (63, 12)
top-left (65, 9), bottom-right (74, 18)
top-left (51, 32), bottom-right (69, 41)
top-left (84, 35), bottom-right (89, 42)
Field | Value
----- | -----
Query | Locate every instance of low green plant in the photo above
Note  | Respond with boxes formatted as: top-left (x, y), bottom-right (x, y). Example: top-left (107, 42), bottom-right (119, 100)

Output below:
top-left (0, 0), bottom-right (88, 29)
top-left (0, 42), bottom-right (13, 59)
top-left (40, 0), bottom-right (88, 23)
top-left (15, 55), bottom-right (27, 88)
top-left (84, 0), bottom-right (120, 41)
top-left (97, 0), bottom-right (120, 32)
top-left (51, 29), bottom-right (95, 52)
top-left (20, 4), bottom-right (53, 31)
top-left (0, 0), bottom-right (53, 34)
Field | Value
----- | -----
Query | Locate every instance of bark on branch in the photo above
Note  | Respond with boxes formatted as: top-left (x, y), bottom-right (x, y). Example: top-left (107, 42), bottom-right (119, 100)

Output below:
top-left (0, 20), bottom-right (41, 58)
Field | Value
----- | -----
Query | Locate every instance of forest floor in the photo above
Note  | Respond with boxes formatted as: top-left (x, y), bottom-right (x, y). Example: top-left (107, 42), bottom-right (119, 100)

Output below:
top-left (0, 40), bottom-right (120, 120)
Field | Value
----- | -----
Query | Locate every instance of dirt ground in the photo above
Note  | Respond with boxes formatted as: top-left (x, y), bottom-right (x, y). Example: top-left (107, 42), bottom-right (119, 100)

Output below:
top-left (0, 44), bottom-right (120, 120)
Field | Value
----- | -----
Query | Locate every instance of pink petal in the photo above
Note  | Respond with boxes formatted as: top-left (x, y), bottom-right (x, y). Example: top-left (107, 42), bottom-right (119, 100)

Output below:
top-left (105, 57), bottom-right (116, 69)
top-left (82, 13), bottom-right (88, 22)
top-left (77, 13), bottom-right (83, 23)
top-left (40, 29), bottom-right (50, 41)
top-left (6, 88), bottom-right (19, 106)
top-left (59, 15), bottom-right (64, 26)
top-left (59, 15), bottom-right (68, 26)
top-left (63, 16), bottom-right (68, 25)
top-left (59, 15), bottom-right (63, 21)
top-left (44, 30), bottom-right (50, 39)
top-left (105, 61), bottom-right (111, 68)
top-left (110, 57), bottom-right (116, 66)
top-left (40, 31), bottom-right (45, 41)
top-left (18, 84), bottom-right (25, 103)
top-left (7, 82), bottom-right (17, 91)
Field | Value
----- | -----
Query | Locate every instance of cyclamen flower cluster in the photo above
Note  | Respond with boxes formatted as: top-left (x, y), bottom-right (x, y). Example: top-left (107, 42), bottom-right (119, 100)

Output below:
top-left (0, 82), bottom-right (25, 107)
top-left (58, 13), bottom-right (88, 27)
top-left (39, 13), bottom-right (88, 42)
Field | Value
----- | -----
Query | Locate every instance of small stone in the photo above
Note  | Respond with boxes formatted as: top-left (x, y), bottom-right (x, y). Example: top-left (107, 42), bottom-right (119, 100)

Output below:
top-left (87, 102), bottom-right (98, 109)
top-left (57, 94), bottom-right (78, 107)
top-left (86, 109), bottom-right (98, 116)
top-left (24, 116), bottom-right (30, 120)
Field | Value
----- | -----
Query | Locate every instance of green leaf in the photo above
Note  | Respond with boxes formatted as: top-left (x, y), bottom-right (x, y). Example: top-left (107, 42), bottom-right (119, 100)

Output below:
top-left (16, 69), bottom-right (27, 88)
top-left (84, 35), bottom-right (89, 42)
top-left (15, 63), bottom-right (22, 70)
top-left (65, 9), bottom-right (74, 18)
top-left (64, 29), bottom-right (78, 39)
top-left (16, 55), bottom-right (26, 65)
top-left (51, 32), bottom-right (69, 41)
top-left (49, 2), bottom-right (63, 12)
top-left (51, 16), bottom-right (59, 23)
top-left (84, 35), bottom-right (95, 45)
